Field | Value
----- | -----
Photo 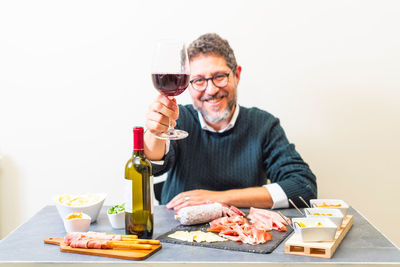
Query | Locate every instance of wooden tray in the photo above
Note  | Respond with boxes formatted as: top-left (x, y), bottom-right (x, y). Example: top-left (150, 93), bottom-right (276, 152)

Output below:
top-left (44, 237), bottom-right (162, 261)
top-left (284, 215), bottom-right (353, 258)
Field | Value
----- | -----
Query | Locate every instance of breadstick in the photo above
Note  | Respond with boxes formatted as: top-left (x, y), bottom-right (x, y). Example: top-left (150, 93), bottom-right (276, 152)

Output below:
top-left (127, 239), bottom-right (161, 245)
top-left (121, 235), bottom-right (138, 240)
top-left (107, 241), bottom-right (152, 250)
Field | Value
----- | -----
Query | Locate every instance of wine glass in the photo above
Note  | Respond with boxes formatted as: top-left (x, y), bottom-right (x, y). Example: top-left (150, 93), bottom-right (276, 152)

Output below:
top-left (151, 40), bottom-right (190, 140)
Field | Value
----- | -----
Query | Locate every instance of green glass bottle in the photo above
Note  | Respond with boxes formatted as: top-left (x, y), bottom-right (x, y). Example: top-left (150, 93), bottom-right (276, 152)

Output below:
top-left (125, 127), bottom-right (153, 238)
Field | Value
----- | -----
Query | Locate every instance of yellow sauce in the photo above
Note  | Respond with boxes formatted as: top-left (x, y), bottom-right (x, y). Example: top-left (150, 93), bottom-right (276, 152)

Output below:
top-left (313, 213), bottom-right (333, 216)
top-left (297, 221), bottom-right (324, 227)
top-left (66, 212), bottom-right (83, 220)
top-left (316, 202), bottom-right (342, 207)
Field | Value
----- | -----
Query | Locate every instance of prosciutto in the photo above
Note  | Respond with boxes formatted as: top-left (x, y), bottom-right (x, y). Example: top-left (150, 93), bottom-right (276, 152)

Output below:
top-left (208, 215), bottom-right (273, 245)
top-left (207, 207), bottom-right (289, 245)
top-left (64, 232), bottom-right (122, 246)
top-left (247, 207), bottom-right (290, 231)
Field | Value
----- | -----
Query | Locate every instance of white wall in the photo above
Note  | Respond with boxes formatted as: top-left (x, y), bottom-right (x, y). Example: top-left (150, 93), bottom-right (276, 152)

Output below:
top-left (1, 0), bottom-right (399, 247)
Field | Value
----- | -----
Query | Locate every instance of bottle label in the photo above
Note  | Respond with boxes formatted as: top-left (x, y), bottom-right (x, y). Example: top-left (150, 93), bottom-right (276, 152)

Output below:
top-left (123, 175), bottom-right (155, 213)
top-left (124, 179), bottom-right (133, 213)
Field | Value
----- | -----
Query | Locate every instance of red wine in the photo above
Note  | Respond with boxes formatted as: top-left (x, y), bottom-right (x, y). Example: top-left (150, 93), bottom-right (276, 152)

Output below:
top-left (151, 73), bottom-right (190, 96)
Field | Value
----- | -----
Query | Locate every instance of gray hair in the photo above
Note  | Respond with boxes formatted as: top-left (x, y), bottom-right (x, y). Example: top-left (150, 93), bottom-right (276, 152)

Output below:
top-left (187, 33), bottom-right (237, 71)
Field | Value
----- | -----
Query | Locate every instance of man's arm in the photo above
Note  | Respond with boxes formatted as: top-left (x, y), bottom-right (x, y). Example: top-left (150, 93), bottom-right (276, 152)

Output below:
top-left (263, 118), bottom-right (317, 208)
top-left (166, 187), bottom-right (274, 211)
top-left (144, 131), bottom-right (166, 160)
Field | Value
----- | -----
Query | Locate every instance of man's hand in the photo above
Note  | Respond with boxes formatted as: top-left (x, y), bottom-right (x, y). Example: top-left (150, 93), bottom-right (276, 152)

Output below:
top-left (166, 189), bottom-right (222, 211)
top-left (146, 95), bottom-right (179, 136)
top-left (166, 187), bottom-right (274, 211)
top-left (144, 95), bottom-right (179, 161)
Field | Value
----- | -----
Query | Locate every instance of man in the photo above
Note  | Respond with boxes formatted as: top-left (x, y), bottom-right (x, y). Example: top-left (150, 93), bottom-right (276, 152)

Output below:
top-left (144, 33), bottom-right (317, 211)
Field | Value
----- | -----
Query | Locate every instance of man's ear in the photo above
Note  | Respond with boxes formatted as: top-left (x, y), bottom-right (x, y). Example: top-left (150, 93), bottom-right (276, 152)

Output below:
top-left (234, 65), bottom-right (242, 84)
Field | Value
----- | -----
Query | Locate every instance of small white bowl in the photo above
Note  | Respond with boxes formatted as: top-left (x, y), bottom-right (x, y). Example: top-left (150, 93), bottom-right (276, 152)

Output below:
top-left (63, 212), bottom-right (91, 233)
top-left (309, 199), bottom-right (349, 216)
top-left (56, 193), bottom-right (106, 223)
top-left (107, 212), bottom-right (125, 229)
top-left (292, 217), bottom-right (338, 242)
top-left (304, 208), bottom-right (344, 227)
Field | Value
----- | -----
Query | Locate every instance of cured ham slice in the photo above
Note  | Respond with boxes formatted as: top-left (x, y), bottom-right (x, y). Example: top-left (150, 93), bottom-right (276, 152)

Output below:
top-left (229, 205), bottom-right (246, 217)
top-left (62, 232), bottom-right (159, 250)
top-left (70, 238), bottom-right (108, 249)
top-left (207, 207), bottom-right (290, 245)
top-left (247, 208), bottom-right (290, 232)
top-left (208, 215), bottom-right (273, 245)
top-left (64, 232), bottom-right (122, 246)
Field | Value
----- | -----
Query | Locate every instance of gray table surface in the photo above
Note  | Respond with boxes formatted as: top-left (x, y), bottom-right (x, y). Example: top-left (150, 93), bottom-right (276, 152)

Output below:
top-left (0, 205), bottom-right (399, 266)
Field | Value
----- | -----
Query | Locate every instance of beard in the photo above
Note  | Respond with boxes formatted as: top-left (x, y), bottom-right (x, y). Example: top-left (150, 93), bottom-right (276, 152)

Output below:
top-left (193, 90), bottom-right (237, 124)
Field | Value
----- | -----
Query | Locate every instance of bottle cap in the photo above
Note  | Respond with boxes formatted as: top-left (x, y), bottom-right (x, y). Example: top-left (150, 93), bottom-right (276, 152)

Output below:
top-left (133, 127), bottom-right (144, 151)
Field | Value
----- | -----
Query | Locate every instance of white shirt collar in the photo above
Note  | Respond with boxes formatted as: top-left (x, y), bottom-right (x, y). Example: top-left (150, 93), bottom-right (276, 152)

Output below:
top-left (197, 104), bottom-right (240, 133)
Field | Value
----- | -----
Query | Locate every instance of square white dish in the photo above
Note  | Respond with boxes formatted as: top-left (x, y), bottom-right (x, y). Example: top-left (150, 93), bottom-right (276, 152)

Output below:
top-left (292, 217), bottom-right (338, 242)
top-left (304, 208), bottom-right (344, 227)
top-left (309, 199), bottom-right (349, 216)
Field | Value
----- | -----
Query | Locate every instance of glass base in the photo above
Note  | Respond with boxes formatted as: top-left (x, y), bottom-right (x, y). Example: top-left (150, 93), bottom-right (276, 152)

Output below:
top-left (153, 129), bottom-right (188, 140)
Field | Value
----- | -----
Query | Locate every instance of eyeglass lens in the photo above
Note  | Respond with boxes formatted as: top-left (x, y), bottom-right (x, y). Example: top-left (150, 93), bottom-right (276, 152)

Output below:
top-left (192, 71), bottom-right (231, 91)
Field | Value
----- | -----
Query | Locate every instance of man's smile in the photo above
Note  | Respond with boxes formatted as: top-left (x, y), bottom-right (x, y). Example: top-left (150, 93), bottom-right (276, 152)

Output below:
top-left (201, 92), bottom-right (228, 103)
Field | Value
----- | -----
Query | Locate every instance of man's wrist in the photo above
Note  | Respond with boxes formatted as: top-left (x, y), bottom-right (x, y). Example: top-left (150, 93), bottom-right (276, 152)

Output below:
top-left (263, 184), bottom-right (289, 209)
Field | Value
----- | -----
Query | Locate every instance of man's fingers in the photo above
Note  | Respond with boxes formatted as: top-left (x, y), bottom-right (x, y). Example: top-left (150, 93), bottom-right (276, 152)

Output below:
top-left (156, 95), bottom-right (179, 118)
top-left (158, 95), bottom-right (178, 109)
top-left (173, 202), bottom-right (190, 212)
top-left (145, 96), bottom-right (178, 135)
top-left (166, 194), bottom-right (184, 209)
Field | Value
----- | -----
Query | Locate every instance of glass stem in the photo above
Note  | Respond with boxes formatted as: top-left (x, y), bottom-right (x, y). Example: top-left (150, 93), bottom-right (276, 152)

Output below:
top-left (167, 96), bottom-right (176, 136)
top-left (168, 119), bottom-right (174, 136)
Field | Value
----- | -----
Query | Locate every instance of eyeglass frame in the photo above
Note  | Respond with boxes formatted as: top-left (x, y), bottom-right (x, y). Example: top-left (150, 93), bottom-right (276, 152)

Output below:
top-left (189, 67), bottom-right (236, 92)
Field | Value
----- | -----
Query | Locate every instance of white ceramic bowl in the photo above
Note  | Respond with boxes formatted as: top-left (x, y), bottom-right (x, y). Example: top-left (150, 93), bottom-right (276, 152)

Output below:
top-left (292, 217), bottom-right (338, 242)
top-left (63, 212), bottom-right (91, 233)
top-left (107, 212), bottom-right (125, 229)
top-left (309, 199), bottom-right (349, 216)
top-left (56, 193), bottom-right (106, 223)
top-left (304, 208), bottom-right (344, 227)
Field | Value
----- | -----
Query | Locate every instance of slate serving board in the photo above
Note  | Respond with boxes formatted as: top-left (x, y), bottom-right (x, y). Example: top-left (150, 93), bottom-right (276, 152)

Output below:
top-left (157, 210), bottom-right (293, 254)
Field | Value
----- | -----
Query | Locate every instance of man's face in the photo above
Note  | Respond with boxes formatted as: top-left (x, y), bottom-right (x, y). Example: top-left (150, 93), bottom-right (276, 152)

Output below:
top-left (188, 55), bottom-right (241, 124)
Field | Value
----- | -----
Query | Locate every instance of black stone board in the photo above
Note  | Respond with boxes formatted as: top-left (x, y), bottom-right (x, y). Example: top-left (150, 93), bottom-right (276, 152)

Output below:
top-left (156, 211), bottom-right (293, 254)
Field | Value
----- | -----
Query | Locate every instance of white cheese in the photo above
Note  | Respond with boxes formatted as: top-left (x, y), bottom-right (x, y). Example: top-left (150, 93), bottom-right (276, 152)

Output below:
top-left (168, 230), bottom-right (227, 243)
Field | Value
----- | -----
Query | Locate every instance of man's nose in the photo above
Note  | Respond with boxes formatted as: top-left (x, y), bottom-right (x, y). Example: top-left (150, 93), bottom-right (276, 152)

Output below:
top-left (204, 80), bottom-right (219, 95)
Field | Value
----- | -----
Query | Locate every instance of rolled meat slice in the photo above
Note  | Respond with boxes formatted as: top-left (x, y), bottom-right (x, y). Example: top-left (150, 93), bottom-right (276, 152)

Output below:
top-left (176, 203), bottom-right (223, 225)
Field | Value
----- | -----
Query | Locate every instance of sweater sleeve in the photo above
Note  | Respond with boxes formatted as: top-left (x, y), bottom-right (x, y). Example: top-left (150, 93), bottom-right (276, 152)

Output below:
top-left (263, 118), bottom-right (317, 208)
top-left (151, 141), bottom-right (177, 176)
top-left (151, 104), bottom-right (191, 177)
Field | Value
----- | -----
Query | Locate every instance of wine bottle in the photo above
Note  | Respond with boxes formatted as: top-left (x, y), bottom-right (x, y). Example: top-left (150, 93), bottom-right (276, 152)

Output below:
top-left (124, 127), bottom-right (153, 238)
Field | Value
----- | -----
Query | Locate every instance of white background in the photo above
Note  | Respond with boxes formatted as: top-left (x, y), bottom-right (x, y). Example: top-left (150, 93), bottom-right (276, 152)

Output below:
top-left (1, 0), bottom-right (399, 247)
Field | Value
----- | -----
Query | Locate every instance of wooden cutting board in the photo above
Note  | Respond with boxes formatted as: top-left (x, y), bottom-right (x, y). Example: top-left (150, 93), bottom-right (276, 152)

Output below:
top-left (44, 237), bottom-right (162, 261)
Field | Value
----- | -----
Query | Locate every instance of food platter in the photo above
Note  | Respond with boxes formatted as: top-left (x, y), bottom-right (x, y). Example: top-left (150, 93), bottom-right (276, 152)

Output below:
top-left (157, 208), bottom-right (293, 254)
top-left (158, 223), bottom-right (292, 254)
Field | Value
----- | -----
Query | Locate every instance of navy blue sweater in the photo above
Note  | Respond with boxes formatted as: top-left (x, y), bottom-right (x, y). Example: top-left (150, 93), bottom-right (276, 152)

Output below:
top-left (152, 104), bottom-right (317, 207)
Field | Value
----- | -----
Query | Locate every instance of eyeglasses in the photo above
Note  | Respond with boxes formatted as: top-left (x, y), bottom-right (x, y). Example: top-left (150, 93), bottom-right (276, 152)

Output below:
top-left (190, 68), bottom-right (235, 92)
